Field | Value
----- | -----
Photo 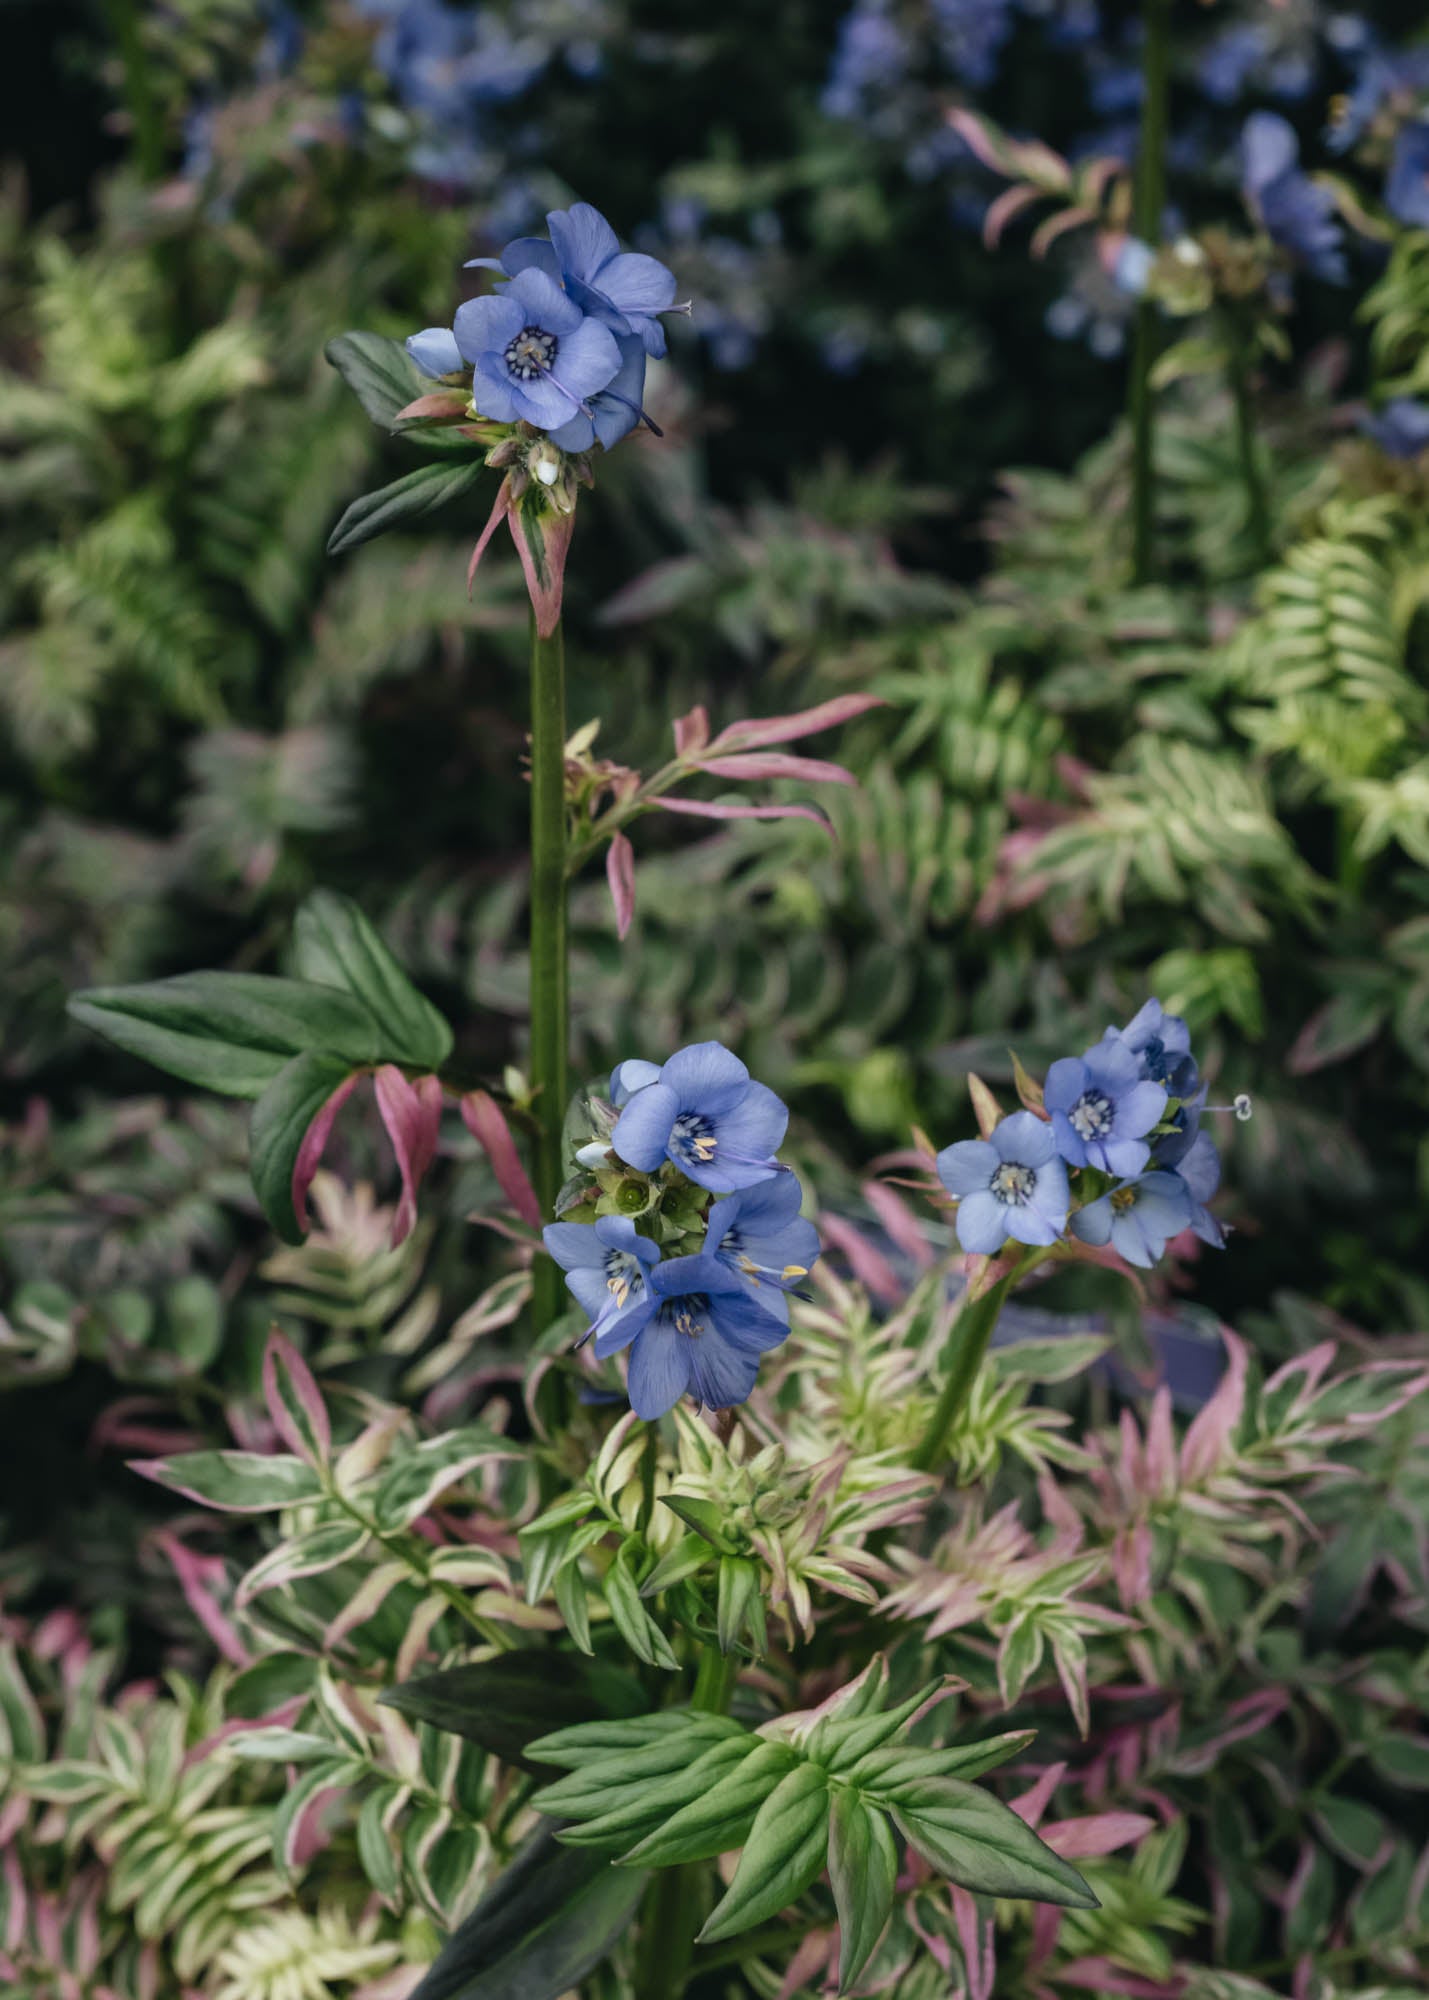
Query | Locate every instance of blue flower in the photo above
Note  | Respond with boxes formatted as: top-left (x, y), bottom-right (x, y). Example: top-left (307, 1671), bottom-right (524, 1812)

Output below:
top-left (1360, 397), bottom-right (1429, 458)
top-left (547, 332), bottom-right (655, 453)
top-left (1242, 112), bottom-right (1347, 283)
top-left (406, 326), bottom-right (464, 378)
top-left (610, 1058), bottom-right (662, 1108)
top-left (931, 0), bottom-right (1015, 89)
top-left (594, 1252), bottom-right (788, 1418)
top-left (1327, 49), bottom-right (1429, 155)
top-left (822, 1), bottom-right (910, 120)
top-left (937, 1110), bottom-right (1070, 1255)
top-left (703, 1171), bottom-right (821, 1324)
top-left (542, 1216), bottom-right (661, 1344)
top-left (611, 1042), bottom-right (787, 1194)
top-left (454, 267), bottom-right (621, 430)
top-left (1103, 998), bottom-right (1198, 1098)
top-left (1172, 1131), bottom-right (1225, 1247)
top-left (473, 203), bottom-right (683, 359)
top-left (1044, 1040), bottom-right (1167, 1178)
top-left (1071, 1170), bottom-right (1194, 1269)
top-left (1386, 122), bottom-right (1429, 229)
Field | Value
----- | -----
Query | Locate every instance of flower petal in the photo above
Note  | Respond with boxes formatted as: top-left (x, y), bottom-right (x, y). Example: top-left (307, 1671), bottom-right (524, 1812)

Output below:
top-left (548, 202), bottom-right (622, 283)
top-left (627, 1322), bottom-right (693, 1419)
top-left (552, 316), bottom-right (623, 400)
top-left (593, 1295), bottom-right (656, 1359)
top-left (992, 1109), bottom-right (1057, 1167)
top-left (685, 1331), bottom-right (760, 1410)
top-left (610, 1058), bottom-right (662, 1107)
top-left (955, 1190), bottom-right (1007, 1255)
top-left (1042, 1057), bottom-right (1086, 1116)
top-left (505, 265), bottom-right (585, 336)
top-left (936, 1139), bottom-right (999, 1197)
top-left (469, 352), bottom-right (521, 424)
top-left (595, 250), bottom-right (677, 315)
top-left (1114, 1079), bottom-right (1168, 1138)
top-left (659, 1041), bottom-right (750, 1111)
top-left (1049, 1110), bottom-right (1088, 1170)
top-left (710, 1292), bottom-right (790, 1356)
top-left (542, 1222), bottom-right (606, 1271)
top-left (1070, 1196), bottom-right (1113, 1248)
top-left (453, 292), bottom-right (526, 360)
top-left (406, 327), bottom-right (464, 377)
top-left (1099, 1135), bottom-right (1151, 1179)
top-left (496, 237), bottom-right (562, 281)
top-left (611, 1080), bottom-right (679, 1171)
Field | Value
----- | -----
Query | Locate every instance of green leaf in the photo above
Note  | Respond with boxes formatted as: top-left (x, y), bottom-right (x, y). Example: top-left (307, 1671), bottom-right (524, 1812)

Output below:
top-left (1313, 1795), bottom-right (1390, 1869)
top-left (293, 890), bottom-right (453, 1071)
top-left (327, 460), bottom-right (488, 556)
top-left (227, 1653), bottom-right (317, 1719)
top-left (408, 1826), bottom-right (645, 2000)
top-left (890, 1778), bottom-right (1096, 1908)
top-left (603, 1546), bottom-right (678, 1670)
top-left (660, 1494), bottom-right (738, 1553)
top-left (370, 1427), bottom-right (512, 1533)
top-left (527, 1711), bottom-right (738, 1771)
top-left (381, 1652), bottom-right (650, 1775)
top-left (131, 1448), bottom-right (324, 1512)
top-left (358, 1786), bottom-right (403, 1903)
top-left (325, 331), bottom-right (435, 431)
top-left (228, 1727), bottom-right (340, 1763)
top-left (1368, 1733), bottom-right (1429, 1790)
top-left (619, 1739), bottom-right (800, 1868)
top-left (550, 1736), bottom-right (759, 1850)
top-left (250, 1050), bottom-right (357, 1245)
top-left (553, 1561), bottom-right (592, 1654)
top-left (828, 1785), bottom-right (897, 1993)
top-left (716, 1556), bottom-right (766, 1655)
top-left (68, 972), bottom-right (381, 1098)
top-left (697, 1762), bottom-right (831, 1944)
top-left (843, 1731), bottom-right (1036, 1794)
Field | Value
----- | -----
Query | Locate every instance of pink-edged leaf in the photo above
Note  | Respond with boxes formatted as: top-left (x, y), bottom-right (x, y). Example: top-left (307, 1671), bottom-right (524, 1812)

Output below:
top-left (2, 1849), bottom-right (27, 1956)
top-left (673, 704), bottom-right (710, 755)
top-left (374, 1067), bottom-right (443, 1248)
top-left (393, 390), bottom-right (470, 423)
top-left (655, 797), bottom-right (832, 830)
top-left (90, 1396), bottom-right (205, 1458)
top-left (459, 1090), bottom-right (541, 1228)
top-left (130, 1449), bottom-right (323, 1512)
top-left (262, 1327), bottom-right (331, 1468)
top-left (606, 830), bottom-right (636, 940)
top-left (1054, 1961), bottom-right (1183, 1998)
top-left (1029, 205), bottom-right (1097, 258)
top-left (984, 184), bottom-right (1045, 249)
top-left (468, 477), bottom-right (511, 593)
top-left (236, 1519), bottom-right (371, 1605)
top-left (396, 1596), bottom-right (448, 1680)
top-left (817, 1213), bottom-right (902, 1304)
top-left (507, 496), bottom-right (575, 639)
top-left (1143, 1386), bottom-right (1176, 1496)
top-left (1111, 1520), bottom-right (1154, 1610)
top-left (945, 106), bottom-right (1015, 175)
top-left (1181, 1328), bottom-right (1248, 1482)
top-left (292, 1072), bottom-right (361, 1233)
top-left (1042, 1813), bottom-right (1156, 1859)
top-left (324, 1562), bottom-right (411, 1651)
top-left (860, 1178), bottom-right (935, 1268)
top-left (951, 1885), bottom-right (996, 2000)
top-left (697, 751), bottom-right (857, 785)
top-left (153, 1530), bottom-right (250, 1668)
top-left (708, 693), bottom-right (884, 753)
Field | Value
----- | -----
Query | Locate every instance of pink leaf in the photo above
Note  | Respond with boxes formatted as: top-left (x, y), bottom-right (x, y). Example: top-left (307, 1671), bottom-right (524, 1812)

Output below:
top-left (951, 1885), bottom-right (996, 2000)
top-left (1143, 1386), bottom-right (1176, 1496)
top-left (507, 497), bottom-right (576, 639)
top-left (655, 797), bottom-right (832, 829)
top-left (460, 1090), bottom-right (542, 1228)
top-left (1042, 1812), bottom-right (1156, 1859)
top-left (153, 1531), bottom-right (250, 1668)
top-left (1056, 1961), bottom-right (1184, 1998)
top-left (374, 1069), bottom-right (443, 1248)
top-left (1011, 1763), bottom-right (1067, 1829)
top-left (393, 390), bottom-right (470, 422)
top-left (817, 1213), bottom-right (902, 1303)
top-left (698, 751), bottom-right (857, 785)
top-left (707, 693), bottom-right (883, 752)
top-left (262, 1328), bottom-right (331, 1468)
top-left (984, 184), bottom-right (1045, 249)
top-left (468, 478), bottom-right (511, 593)
top-left (945, 106), bottom-right (1014, 175)
top-left (292, 1073), bottom-right (361, 1233)
top-left (606, 830), bottom-right (636, 939)
top-left (860, 1179), bottom-right (935, 1268)
top-left (673, 705), bottom-right (710, 756)
top-left (1030, 205), bottom-right (1097, 258)
top-left (1181, 1328), bottom-right (1248, 1483)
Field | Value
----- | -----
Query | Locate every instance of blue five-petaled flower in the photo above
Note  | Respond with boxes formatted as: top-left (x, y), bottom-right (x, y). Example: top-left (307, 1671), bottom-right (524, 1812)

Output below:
top-left (1071, 1170), bottom-right (1194, 1270)
top-left (937, 1109), bottom-right (1071, 1255)
top-left (611, 1041), bottom-right (788, 1194)
top-left (1044, 1039), bottom-right (1167, 1178)
top-left (703, 1171), bottom-right (821, 1324)
top-left (541, 1215), bottom-right (661, 1346)
top-left (594, 1252), bottom-right (789, 1419)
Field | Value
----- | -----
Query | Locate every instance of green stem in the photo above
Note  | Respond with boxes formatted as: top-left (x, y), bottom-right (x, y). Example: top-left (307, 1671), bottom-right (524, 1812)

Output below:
top-left (911, 1255), bottom-right (1038, 1473)
top-left (1128, 0), bottom-right (1172, 585)
top-left (101, 0), bottom-right (166, 182)
top-left (529, 613), bottom-right (569, 1332)
top-left (1223, 312), bottom-right (1272, 571)
top-left (634, 1643), bottom-right (738, 2000)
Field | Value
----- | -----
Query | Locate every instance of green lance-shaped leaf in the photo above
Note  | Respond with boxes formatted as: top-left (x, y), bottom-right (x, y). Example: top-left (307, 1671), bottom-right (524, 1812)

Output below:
top-left (828, 1785), bottom-right (898, 1993)
top-left (130, 1448), bottom-right (324, 1512)
top-left (842, 1731), bottom-right (1036, 1796)
top-left (618, 1738), bottom-right (800, 1868)
top-left (380, 1651), bottom-right (650, 1775)
top-left (326, 331), bottom-right (433, 429)
top-left (409, 1826), bottom-right (646, 2000)
top-left (528, 1710), bottom-right (739, 1772)
top-left (602, 1545), bottom-right (679, 1671)
top-left (369, 1426), bottom-right (514, 1533)
top-left (889, 1777), bottom-right (1097, 1908)
top-left (548, 1735), bottom-right (760, 1851)
top-left (293, 890), bottom-right (453, 1071)
top-left (717, 1555), bottom-right (766, 1655)
top-left (327, 459), bottom-right (488, 556)
top-left (67, 972), bottom-right (382, 1098)
top-left (250, 1050), bottom-right (358, 1245)
top-left (697, 1761), bottom-right (832, 1945)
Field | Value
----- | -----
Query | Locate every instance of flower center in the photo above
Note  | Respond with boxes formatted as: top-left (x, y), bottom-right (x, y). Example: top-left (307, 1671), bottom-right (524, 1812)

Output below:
top-left (671, 1113), bottom-right (718, 1165)
top-left (603, 1249), bottom-right (642, 1310)
top-left (1069, 1089), bottom-right (1114, 1140)
top-left (671, 1294), bottom-right (710, 1339)
top-left (1111, 1186), bottom-right (1138, 1212)
top-left (990, 1162), bottom-right (1036, 1207)
top-left (503, 324), bottom-right (558, 380)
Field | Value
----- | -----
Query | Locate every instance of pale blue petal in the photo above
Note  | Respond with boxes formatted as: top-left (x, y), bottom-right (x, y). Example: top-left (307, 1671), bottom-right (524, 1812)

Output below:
top-left (505, 265), bottom-right (584, 335)
top-left (1070, 1196), bottom-right (1113, 1248)
top-left (993, 1109), bottom-right (1057, 1167)
top-left (553, 317), bottom-right (622, 400)
top-left (469, 352), bottom-right (521, 423)
top-left (660, 1041), bottom-right (749, 1112)
top-left (1099, 1135), bottom-right (1151, 1179)
top-left (453, 292), bottom-right (525, 360)
top-left (611, 1081), bottom-right (679, 1171)
top-left (627, 1322), bottom-right (692, 1418)
top-left (1042, 1057), bottom-right (1087, 1116)
top-left (596, 251), bottom-right (677, 314)
top-left (1115, 1079), bottom-right (1168, 1137)
top-left (542, 1222), bottom-right (605, 1271)
top-left (936, 1139), bottom-right (998, 1197)
top-left (955, 1190), bottom-right (1007, 1254)
top-left (548, 202), bottom-right (622, 283)
top-left (1049, 1109), bottom-right (1088, 1170)
top-left (610, 1058), bottom-right (662, 1108)
top-left (685, 1331), bottom-right (760, 1410)
top-left (406, 327), bottom-right (463, 377)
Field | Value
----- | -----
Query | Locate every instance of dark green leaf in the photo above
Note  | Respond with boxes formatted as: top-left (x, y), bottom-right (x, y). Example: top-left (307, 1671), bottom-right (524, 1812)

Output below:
top-left (1368, 1733), bottom-right (1429, 1790)
top-left (327, 460), bottom-right (487, 556)
top-left (409, 1826), bottom-right (645, 2000)
top-left (619, 1739), bottom-right (800, 1868)
top-left (325, 331), bottom-right (432, 430)
top-left (527, 1711), bottom-right (737, 1772)
top-left (660, 1495), bottom-right (738, 1553)
top-left (828, 1786), bottom-right (897, 1992)
top-left (227, 1653), bottom-right (318, 1719)
top-left (380, 1652), bottom-right (650, 1775)
top-left (250, 1051), bottom-right (357, 1244)
top-left (550, 1736), bottom-right (758, 1850)
top-left (68, 972), bottom-right (380, 1098)
top-left (890, 1779), bottom-right (1097, 1908)
top-left (697, 1762), bottom-right (831, 1944)
top-left (293, 890), bottom-right (452, 1071)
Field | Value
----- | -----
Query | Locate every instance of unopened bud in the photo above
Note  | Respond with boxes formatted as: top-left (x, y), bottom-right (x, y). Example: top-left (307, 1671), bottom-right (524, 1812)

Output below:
top-left (1233, 1093), bottom-right (1253, 1122)
top-left (530, 444), bottom-right (561, 487)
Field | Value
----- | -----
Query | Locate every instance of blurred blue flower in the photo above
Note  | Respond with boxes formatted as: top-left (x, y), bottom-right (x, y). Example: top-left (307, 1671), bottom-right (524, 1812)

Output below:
top-left (703, 1171), bottom-right (820, 1323)
top-left (473, 203), bottom-right (683, 358)
top-left (1044, 1040), bottom-right (1167, 1178)
top-left (822, 0), bottom-right (910, 120)
top-left (1326, 46), bottom-right (1429, 154)
top-left (937, 1109), bottom-right (1071, 1255)
top-left (454, 266), bottom-right (621, 429)
top-left (1386, 122), bottom-right (1429, 229)
top-left (593, 1252), bottom-right (788, 1418)
top-left (1360, 397), bottom-right (1429, 457)
top-left (611, 1042), bottom-right (787, 1193)
top-left (542, 1215), bottom-right (661, 1344)
top-left (1242, 112), bottom-right (1347, 282)
top-left (931, 0), bottom-right (1015, 89)
top-left (1198, 24), bottom-right (1271, 106)
top-left (1105, 998), bottom-right (1198, 1098)
top-left (1113, 237), bottom-right (1156, 296)
top-left (1071, 1170), bottom-right (1194, 1268)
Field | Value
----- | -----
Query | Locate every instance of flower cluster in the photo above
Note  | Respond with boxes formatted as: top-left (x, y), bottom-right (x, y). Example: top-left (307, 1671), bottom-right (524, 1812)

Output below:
top-left (543, 1042), bottom-right (820, 1421)
top-left (406, 201), bottom-right (686, 453)
top-left (937, 999), bottom-right (1242, 1272)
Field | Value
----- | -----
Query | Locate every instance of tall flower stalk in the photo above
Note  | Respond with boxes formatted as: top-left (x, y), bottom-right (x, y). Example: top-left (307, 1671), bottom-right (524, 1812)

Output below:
top-left (528, 614), bottom-right (570, 1330)
top-left (1128, 0), bottom-right (1172, 583)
